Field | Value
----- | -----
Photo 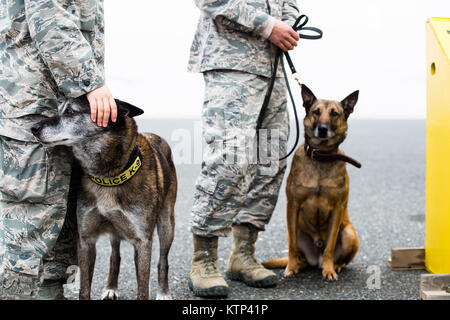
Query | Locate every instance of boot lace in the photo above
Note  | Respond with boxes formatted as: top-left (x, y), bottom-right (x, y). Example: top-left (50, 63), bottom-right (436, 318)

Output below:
top-left (200, 238), bottom-right (219, 275)
top-left (239, 242), bottom-right (260, 268)
top-left (203, 253), bottom-right (219, 274)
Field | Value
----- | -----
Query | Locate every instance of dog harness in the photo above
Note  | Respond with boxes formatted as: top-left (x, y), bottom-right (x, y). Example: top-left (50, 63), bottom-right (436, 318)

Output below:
top-left (304, 143), bottom-right (362, 169)
top-left (90, 146), bottom-right (143, 187)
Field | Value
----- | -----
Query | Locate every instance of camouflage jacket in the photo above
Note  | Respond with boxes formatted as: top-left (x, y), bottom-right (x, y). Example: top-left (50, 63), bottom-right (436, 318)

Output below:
top-left (0, 0), bottom-right (105, 141)
top-left (188, 0), bottom-right (299, 78)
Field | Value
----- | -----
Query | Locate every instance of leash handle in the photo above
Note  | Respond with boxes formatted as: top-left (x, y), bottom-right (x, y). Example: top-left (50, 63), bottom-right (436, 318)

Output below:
top-left (292, 14), bottom-right (323, 40)
top-left (297, 27), bottom-right (323, 40)
top-left (283, 15), bottom-right (322, 77)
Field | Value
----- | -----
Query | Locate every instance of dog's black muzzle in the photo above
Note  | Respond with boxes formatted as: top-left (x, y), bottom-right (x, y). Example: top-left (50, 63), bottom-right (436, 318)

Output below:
top-left (318, 124), bottom-right (329, 138)
top-left (31, 117), bottom-right (60, 139)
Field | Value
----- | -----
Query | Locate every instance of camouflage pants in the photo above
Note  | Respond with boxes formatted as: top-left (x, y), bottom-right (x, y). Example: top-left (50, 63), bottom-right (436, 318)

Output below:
top-left (0, 135), bottom-right (78, 299)
top-left (191, 70), bottom-right (289, 237)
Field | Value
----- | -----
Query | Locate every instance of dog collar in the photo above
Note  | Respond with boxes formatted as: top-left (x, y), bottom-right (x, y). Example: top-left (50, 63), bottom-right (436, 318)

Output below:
top-left (304, 144), bottom-right (362, 169)
top-left (90, 146), bottom-right (143, 187)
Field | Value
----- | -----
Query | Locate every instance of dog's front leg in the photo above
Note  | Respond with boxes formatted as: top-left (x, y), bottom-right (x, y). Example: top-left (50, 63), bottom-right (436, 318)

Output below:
top-left (285, 199), bottom-right (300, 277)
top-left (134, 240), bottom-right (153, 300)
top-left (78, 238), bottom-right (97, 300)
top-left (102, 236), bottom-right (121, 300)
top-left (321, 206), bottom-right (344, 281)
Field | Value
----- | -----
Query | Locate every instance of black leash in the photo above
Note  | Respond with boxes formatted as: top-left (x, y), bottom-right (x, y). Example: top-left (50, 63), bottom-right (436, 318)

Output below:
top-left (256, 15), bottom-right (323, 161)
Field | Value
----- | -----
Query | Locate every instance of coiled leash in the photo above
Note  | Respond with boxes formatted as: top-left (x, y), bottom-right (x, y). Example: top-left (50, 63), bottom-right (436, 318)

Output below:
top-left (256, 14), bottom-right (323, 161)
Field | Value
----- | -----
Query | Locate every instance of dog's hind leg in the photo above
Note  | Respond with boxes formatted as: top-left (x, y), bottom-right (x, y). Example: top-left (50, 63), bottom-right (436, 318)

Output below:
top-left (101, 235), bottom-right (121, 300)
top-left (134, 238), bottom-right (153, 300)
top-left (334, 223), bottom-right (359, 272)
top-left (155, 200), bottom-right (175, 300)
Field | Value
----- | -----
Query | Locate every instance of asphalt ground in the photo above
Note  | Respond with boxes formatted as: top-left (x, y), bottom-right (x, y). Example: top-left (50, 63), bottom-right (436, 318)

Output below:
top-left (63, 119), bottom-right (426, 300)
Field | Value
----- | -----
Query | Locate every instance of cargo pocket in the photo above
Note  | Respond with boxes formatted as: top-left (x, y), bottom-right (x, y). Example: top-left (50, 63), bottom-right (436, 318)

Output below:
top-left (195, 174), bottom-right (217, 196)
top-left (0, 137), bottom-right (49, 203)
top-left (195, 173), bottom-right (239, 201)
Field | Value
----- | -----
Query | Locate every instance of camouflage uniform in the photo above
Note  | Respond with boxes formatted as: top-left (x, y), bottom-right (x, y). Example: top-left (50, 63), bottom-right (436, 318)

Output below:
top-left (0, 0), bottom-right (105, 299)
top-left (189, 0), bottom-right (299, 237)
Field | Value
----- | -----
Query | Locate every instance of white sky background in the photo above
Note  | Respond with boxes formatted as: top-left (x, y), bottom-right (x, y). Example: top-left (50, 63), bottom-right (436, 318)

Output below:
top-left (104, 0), bottom-right (450, 119)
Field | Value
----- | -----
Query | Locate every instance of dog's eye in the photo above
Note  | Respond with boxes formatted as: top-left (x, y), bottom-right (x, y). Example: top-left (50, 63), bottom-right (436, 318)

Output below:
top-left (65, 108), bottom-right (75, 115)
top-left (330, 109), bottom-right (339, 117)
top-left (312, 109), bottom-right (321, 116)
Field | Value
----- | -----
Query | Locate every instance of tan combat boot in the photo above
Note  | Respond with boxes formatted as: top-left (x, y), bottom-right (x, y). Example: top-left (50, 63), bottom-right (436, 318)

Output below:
top-left (188, 234), bottom-right (229, 297)
top-left (226, 224), bottom-right (277, 288)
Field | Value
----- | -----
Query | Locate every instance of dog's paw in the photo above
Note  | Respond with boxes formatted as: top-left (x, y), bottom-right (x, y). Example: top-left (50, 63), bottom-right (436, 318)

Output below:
top-left (156, 292), bottom-right (172, 300)
top-left (322, 269), bottom-right (338, 281)
top-left (284, 265), bottom-right (299, 277)
top-left (101, 289), bottom-right (120, 300)
top-left (335, 264), bottom-right (345, 273)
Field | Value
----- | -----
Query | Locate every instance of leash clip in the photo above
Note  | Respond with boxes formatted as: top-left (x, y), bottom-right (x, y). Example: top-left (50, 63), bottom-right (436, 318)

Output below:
top-left (291, 73), bottom-right (302, 87)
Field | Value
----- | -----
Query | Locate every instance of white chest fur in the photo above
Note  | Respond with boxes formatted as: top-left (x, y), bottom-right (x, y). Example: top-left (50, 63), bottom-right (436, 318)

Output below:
top-left (82, 183), bottom-right (146, 243)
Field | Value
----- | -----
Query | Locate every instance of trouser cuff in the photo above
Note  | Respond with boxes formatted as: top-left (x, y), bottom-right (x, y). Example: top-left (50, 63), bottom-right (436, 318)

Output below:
top-left (190, 225), bottom-right (232, 238)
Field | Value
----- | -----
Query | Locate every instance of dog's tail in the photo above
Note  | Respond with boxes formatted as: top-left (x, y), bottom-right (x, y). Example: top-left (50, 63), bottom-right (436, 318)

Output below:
top-left (262, 257), bottom-right (288, 269)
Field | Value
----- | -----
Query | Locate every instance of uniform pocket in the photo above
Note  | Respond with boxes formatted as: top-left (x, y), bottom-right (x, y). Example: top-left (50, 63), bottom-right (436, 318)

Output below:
top-left (195, 174), bottom-right (217, 196)
top-left (0, 137), bottom-right (49, 203)
top-left (195, 172), bottom-right (240, 201)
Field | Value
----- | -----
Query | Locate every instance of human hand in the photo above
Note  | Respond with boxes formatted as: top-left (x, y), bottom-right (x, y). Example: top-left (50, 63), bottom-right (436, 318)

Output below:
top-left (86, 85), bottom-right (117, 127)
top-left (268, 20), bottom-right (300, 52)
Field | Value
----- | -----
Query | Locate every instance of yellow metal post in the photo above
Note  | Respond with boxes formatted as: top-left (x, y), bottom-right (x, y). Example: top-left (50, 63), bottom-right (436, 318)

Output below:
top-left (426, 17), bottom-right (450, 274)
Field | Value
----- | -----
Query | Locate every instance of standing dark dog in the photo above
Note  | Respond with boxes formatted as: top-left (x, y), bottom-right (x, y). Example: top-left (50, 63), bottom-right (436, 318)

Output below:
top-left (31, 97), bottom-right (177, 300)
top-left (263, 85), bottom-right (360, 281)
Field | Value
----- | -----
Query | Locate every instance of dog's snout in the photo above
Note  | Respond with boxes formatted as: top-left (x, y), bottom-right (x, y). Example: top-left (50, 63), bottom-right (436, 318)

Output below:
top-left (31, 123), bottom-right (42, 136)
top-left (317, 123), bottom-right (328, 138)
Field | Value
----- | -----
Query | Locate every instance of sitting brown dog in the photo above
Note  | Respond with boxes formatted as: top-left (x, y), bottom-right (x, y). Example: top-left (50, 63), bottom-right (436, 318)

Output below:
top-left (263, 85), bottom-right (360, 281)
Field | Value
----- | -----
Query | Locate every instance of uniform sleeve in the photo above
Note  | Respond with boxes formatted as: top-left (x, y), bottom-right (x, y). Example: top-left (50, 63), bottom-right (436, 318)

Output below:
top-left (194, 0), bottom-right (276, 39)
top-left (24, 0), bottom-right (104, 98)
top-left (282, 0), bottom-right (299, 27)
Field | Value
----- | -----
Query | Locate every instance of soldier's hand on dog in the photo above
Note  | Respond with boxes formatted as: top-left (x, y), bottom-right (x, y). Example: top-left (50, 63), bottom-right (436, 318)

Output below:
top-left (269, 20), bottom-right (300, 52)
top-left (86, 85), bottom-right (118, 127)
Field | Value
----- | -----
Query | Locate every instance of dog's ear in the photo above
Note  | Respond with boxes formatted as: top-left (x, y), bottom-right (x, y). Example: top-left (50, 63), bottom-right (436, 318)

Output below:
top-left (115, 99), bottom-right (144, 118)
top-left (301, 84), bottom-right (317, 114)
top-left (341, 90), bottom-right (359, 120)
